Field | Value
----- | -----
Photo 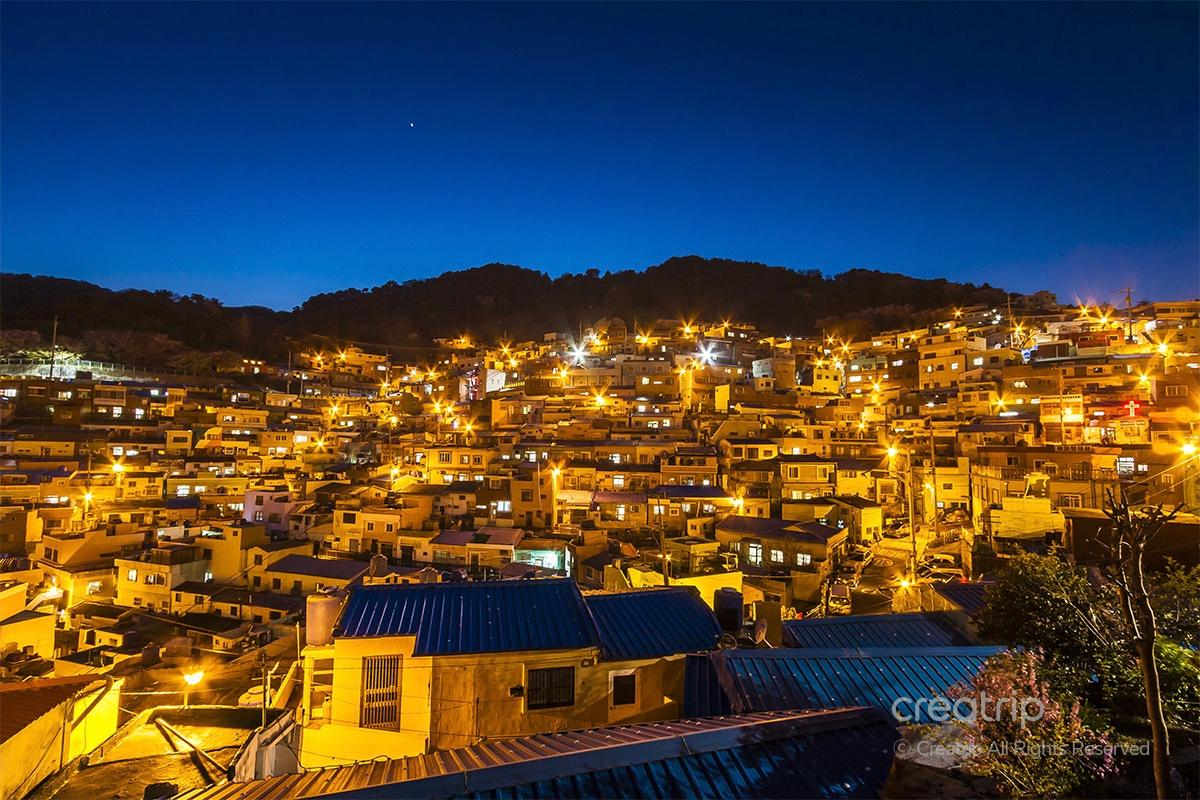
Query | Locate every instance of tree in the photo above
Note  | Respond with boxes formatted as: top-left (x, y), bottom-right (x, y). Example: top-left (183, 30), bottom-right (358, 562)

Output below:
top-left (1100, 492), bottom-right (1183, 799)
top-left (975, 552), bottom-right (1119, 697)
top-left (926, 650), bottom-right (1117, 797)
top-left (1150, 560), bottom-right (1200, 649)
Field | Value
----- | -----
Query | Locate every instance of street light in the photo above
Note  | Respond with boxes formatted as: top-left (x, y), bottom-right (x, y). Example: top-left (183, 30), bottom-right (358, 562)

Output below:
top-left (183, 670), bottom-right (204, 708)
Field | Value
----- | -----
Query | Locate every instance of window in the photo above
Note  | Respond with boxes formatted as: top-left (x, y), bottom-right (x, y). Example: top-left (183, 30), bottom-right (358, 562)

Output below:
top-left (87, 580), bottom-right (103, 594)
top-left (360, 655), bottom-right (401, 729)
top-left (438, 452), bottom-right (452, 464)
top-left (611, 672), bottom-right (637, 706)
top-left (746, 543), bottom-right (763, 566)
top-left (342, 512), bottom-right (357, 524)
top-left (528, 666), bottom-right (575, 710)
top-left (770, 549), bottom-right (783, 563)
top-left (126, 568), bottom-right (138, 582)
top-left (1165, 385), bottom-right (1187, 398)
top-left (496, 500), bottom-right (512, 513)
top-left (796, 553), bottom-right (812, 566)
top-left (1058, 494), bottom-right (1083, 508)
top-left (521, 490), bottom-right (533, 502)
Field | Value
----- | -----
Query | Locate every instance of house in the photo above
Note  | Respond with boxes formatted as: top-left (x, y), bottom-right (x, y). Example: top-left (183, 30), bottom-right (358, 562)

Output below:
top-left (264, 555), bottom-right (368, 595)
top-left (427, 527), bottom-right (522, 569)
top-left (715, 516), bottom-right (847, 576)
top-left (0, 579), bottom-right (55, 661)
top-left (114, 540), bottom-right (211, 612)
top-left (647, 485), bottom-right (737, 535)
top-left (297, 580), bottom-right (721, 767)
top-left (170, 581), bottom-right (306, 623)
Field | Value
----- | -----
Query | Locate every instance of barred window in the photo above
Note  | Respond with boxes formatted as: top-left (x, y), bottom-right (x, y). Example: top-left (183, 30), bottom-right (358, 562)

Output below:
top-left (527, 666), bottom-right (575, 710)
top-left (360, 655), bottom-right (401, 729)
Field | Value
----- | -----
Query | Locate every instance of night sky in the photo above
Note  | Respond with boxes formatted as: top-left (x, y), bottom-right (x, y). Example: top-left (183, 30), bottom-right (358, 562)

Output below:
top-left (2, 2), bottom-right (1196, 309)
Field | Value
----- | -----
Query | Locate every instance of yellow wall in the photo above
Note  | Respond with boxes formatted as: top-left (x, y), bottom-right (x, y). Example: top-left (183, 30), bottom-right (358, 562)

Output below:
top-left (300, 636), bottom-right (688, 767)
top-left (0, 678), bottom-right (122, 800)
top-left (625, 567), bottom-right (742, 609)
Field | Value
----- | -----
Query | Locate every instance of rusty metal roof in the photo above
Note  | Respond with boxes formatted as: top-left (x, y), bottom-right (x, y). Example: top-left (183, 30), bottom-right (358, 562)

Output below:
top-left (173, 708), bottom-right (899, 800)
top-left (0, 674), bottom-right (109, 744)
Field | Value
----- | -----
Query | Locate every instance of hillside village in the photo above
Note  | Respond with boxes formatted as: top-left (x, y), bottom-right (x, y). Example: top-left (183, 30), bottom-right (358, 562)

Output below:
top-left (0, 296), bottom-right (1197, 799)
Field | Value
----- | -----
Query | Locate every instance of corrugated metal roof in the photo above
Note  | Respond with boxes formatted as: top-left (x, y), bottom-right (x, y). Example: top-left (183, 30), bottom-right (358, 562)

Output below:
top-left (683, 652), bottom-right (732, 717)
top-left (782, 613), bottom-right (975, 649)
top-left (584, 588), bottom-right (721, 661)
top-left (334, 579), bottom-right (600, 656)
top-left (173, 708), bottom-right (898, 800)
top-left (933, 581), bottom-right (993, 614)
top-left (712, 646), bottom-right (1004, 722)
top-left (265, 555), bottom-right (369, 581)
top-left (0, 675), bottom-right (109, 744)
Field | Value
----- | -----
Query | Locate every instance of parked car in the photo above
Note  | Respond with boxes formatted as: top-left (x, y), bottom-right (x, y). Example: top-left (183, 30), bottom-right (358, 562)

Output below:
top-left (828, 583), bottom-right (853, 615)
top-left (921, 553), bottom-right (958, 568)
top-left (916, 564), bottom-right (961, 583)
top-left (835, 566), bottom-right (861, 588)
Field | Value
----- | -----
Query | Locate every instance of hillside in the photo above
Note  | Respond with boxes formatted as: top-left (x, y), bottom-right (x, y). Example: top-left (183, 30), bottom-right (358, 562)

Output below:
top-left (1, 257), bottom-right (1010, 364)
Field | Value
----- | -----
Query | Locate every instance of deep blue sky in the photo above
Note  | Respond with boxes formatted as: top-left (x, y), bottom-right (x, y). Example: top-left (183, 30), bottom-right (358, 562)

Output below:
top-left (2, 2), bottom-right (1197, 310)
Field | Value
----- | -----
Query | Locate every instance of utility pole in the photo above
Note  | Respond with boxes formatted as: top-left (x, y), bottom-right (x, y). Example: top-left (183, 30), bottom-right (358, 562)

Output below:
top-left (48, 316), bottom-right (59, 381)
top-left (928, 424), bottom-right (939, 538)
top-left (1123, 286), bottom-right (1135, 343)
top-left (659, 520), bottom-right (670, 587)
top-left (258, 651), bottom-right (272, 729)
top-left (1005, 294), bottom-right (1015, 349)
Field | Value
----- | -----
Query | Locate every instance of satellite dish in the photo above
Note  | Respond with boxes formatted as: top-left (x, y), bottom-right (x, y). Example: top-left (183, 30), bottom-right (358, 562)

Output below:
top-left (753, 618), bottom-right (772, 647)
top-left (717, 633), bottom-right (738, 650)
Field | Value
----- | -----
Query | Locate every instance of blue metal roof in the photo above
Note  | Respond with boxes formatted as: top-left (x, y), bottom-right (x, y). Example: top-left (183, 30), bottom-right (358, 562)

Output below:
top-left (782, 613), bottom-right (975, 649)
top-left (334, 579), bottom-right (601, 656)
top-left (173, 709), bottom-right (899, 800)
top-left (712, 646), bottom-right (1004, 723)
top-left (584, 588), bottom-right (721, 661)
top-left (933, 581), bottom-right (993, 615)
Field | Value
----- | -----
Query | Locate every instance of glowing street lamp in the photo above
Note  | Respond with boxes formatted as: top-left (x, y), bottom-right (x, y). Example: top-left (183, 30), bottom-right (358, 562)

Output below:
top-left (569, 343), bottom-right (589, 366)
top-left (696, 343), bottom-right (717, 366)
top-left (183, 669), bottom-right (204, 708)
